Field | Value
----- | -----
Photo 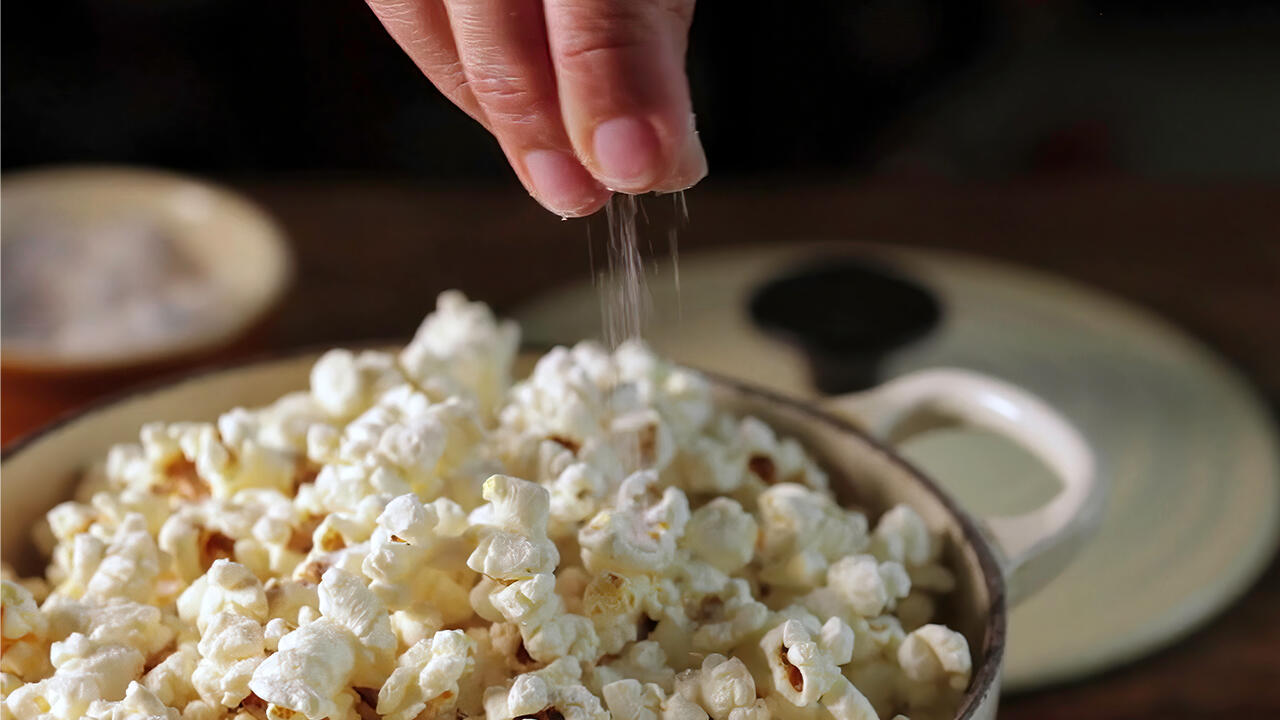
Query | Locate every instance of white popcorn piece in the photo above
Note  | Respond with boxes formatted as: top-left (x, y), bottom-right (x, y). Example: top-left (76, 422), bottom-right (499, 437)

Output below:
top-left (500, 345), bottom-right (610, 453)
top-left (196, 560), bottom-right (268, 634)
top-left (672, 655), bottom-right (766, 720)
top-left (582, 571), bottom-right (654, 655)
top-left (83, 680), bottom-right (180, 720)
top-left (733, 417), bottom-right (828, 494)
top-left (82, 514), bottom-right (162, 604)
top-left (309, 349), bottom-right (404, 421)
top-left (248, 618), bottom-right (356, 720)
top-left (579, 472), bottom-right (689, 575)
top-left (143, 643), bottom-right (199, 709)
top-left (364, 494), bottom-right (474, 626)
top-left (263, 579), bottom-right (319, 627)
top-left (192, 611), bottom-right (264, 707)
top-left (898, 624), bottom-right (972, 691)
top-left (400, 290), bottom-right (520, 420)
top-left (611, 342), bottom-right (714, 442)
top-left (871, 505), bottom-right (936, 568)
top-left (585, 641), bottom-right (677, 696)
top-left (468, 475), bottom-right (559, 580)
top-left (335, 387), bottom-right (487, 504)
top-left (484, 658), bottom-right (609, 720)
top-left (2, 579), bottom-right (46, 641)
top-left (80, 600), bottom-right (175, 660)
top-left (759, 618), bottom-right (851, 707)
top-left (756, 485), bottom-right (869, 590)
top-left (0, 580), bottom-right (52, 681)
top-left (9, 633), bottom-right (146, 717)
top-left (180, 417), bottom-right (296, 500)
top-left (758, 618), bottom-right (879, 720)
top-left (547, 462), bottom-right (608, 537)
top-left (688, 579), bottom-right (770, 654)
top-left (610, 409), bottom-right (676, 476)
top-left (681, 498), bottom-right (758, 575)
top-left (376, 629), bottom-right (474, 720)
top-left (825, 555), bottom-right (911, 620)
top-left (848, 614), bottom-right (906, 665)
top-left (315, 568), bottom-right (397, 686)
top-left (604, 679), bottom-right (713, 720)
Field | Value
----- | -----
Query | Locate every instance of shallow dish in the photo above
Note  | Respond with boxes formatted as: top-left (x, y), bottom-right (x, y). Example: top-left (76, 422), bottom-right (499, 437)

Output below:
top-left (0, 350), bottom-right (1101, 719)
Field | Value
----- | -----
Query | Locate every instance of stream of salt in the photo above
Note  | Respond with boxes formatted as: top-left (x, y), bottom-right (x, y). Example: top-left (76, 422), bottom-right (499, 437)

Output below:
top-left (598, 192), bottom-right (685, 350)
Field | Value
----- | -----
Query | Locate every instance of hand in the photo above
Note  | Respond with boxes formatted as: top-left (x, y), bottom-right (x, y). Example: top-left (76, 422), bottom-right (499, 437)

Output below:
top-left (366, 0), bottom-right (706, 217)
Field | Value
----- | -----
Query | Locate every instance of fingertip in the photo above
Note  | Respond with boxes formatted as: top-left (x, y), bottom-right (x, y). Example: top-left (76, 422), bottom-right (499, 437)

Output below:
top-left (653, 127), bottom-right (708, 193)
top-left (523, 149), bottom-right (613, 217)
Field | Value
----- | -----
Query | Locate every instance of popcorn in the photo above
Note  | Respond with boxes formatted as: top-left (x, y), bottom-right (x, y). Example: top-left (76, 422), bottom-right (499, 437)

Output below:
top-left (681, 498), bottom-right (757, 575)
top-left (898, 624), bottom-right (972, 691)
top-left (195, 560), bottom-right (268, 633)
top-left (400, 290), bottom-right (519, 420)
top-left (483, 658), bottom-right (608, 720)
top-left (191, 612), bottom-right (264, 707)
top-left (376, 629), bottom-right (474, 720)
top-left (309, 349), bottom-right (404, 421)
top-left (756, 485), bottom-right (869, 590)
top-left (759, 618), bottom-right (848, 706)
top-left (579, 471), bottom-right (689, 575)
top-left (6, 296), bottom-right (975, 720)
top-left (2, 579), bottom-right (46, 641)
top-left (81, 600), bottom-right (174, 659)
top-left (672, 654), bottom-right (767, 720)
top-left (687, 579), bottom-right (769, 654)
top-left (83, 514), bottom-right (162, 604)
top-left (584, 641), bottom-right (676, 695)
top-left (603, 679), bottom-right (709, 720)
top-left (468, 475), bottom-right (559, 580)
top-left (364, 494), bottom-right (474, 626)
top-left (83, 680), bottom-right (179, 720)
top-left (143, 643), bottom-right (199, 708)
top-left (824, 555), bottom-right (911, 620)
top-left (870, 505), bottom-right (934, 569)
top-left (759, 619), bottom-right (877, 720)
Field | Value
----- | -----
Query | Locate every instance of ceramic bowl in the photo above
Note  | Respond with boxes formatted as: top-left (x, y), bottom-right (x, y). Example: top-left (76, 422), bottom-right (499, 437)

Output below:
top-left (1, 165), bottom-right (292, 440)
top-left (0, 351), bottom-right (1102, 719)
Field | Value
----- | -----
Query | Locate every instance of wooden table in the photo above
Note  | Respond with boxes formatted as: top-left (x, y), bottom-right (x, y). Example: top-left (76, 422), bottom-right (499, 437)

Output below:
top-left (231, 176), bottom-right (1279, 719)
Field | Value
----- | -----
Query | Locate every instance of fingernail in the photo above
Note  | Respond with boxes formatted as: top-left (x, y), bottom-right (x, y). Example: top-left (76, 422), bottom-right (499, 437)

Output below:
top-left (655, 130), bottom-right (708, 193)
top-left (592, 116), bottom-right (662, 189)
top-left (524, 149), bottom-right (608, 217)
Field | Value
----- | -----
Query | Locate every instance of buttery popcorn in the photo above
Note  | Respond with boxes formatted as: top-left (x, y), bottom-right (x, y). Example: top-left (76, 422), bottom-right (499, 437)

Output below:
top-left (3, 292), bottom-right (972, 720)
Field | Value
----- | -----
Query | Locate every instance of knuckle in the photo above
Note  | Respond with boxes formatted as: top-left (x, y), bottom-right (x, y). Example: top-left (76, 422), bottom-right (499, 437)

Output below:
top-left (554, 4), bottom-right (658, 65)
top-left (467, 71), bottom-right (545, 125)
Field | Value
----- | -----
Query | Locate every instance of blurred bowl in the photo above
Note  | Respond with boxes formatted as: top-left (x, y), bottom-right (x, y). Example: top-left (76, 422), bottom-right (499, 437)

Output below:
top-left (1, 165), bottom-right (292, 440)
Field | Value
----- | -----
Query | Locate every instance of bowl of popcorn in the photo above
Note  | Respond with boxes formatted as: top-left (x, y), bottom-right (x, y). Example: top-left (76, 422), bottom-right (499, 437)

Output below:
top-left (0, 292), bottom-right (1102, 720)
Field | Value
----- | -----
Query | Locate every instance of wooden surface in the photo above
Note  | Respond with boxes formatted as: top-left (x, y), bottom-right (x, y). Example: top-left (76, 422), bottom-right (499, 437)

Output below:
top-left (229, 176), bottom-right (1279, 719)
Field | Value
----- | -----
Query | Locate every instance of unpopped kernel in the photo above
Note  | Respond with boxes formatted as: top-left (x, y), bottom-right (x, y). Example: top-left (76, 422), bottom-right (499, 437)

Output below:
top-left (3, 292), bottom-right (971, 720)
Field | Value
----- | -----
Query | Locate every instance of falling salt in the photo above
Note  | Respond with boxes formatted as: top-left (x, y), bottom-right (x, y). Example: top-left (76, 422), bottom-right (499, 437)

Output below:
top-left (596, 192), bottom-right (686, 349)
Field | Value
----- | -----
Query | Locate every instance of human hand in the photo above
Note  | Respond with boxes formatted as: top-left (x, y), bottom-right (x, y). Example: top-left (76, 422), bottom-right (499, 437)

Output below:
top-left (366, 0), bottom-right (707, 217)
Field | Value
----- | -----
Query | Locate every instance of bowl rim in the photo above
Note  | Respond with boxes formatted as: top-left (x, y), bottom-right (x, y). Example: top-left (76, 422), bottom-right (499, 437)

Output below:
top-left (0, 344), bottom-right (1007, 719)
top-left (0, 164), bottom-right (294, 373)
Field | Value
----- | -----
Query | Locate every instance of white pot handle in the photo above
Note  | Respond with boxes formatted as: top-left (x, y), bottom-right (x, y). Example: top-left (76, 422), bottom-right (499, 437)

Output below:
top-left (824, 368), bottom-right (1104, 606)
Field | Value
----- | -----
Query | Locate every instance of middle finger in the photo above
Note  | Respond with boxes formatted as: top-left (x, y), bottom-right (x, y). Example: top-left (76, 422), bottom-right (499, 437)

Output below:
top-left (442, 0), bottom-right (611, 216)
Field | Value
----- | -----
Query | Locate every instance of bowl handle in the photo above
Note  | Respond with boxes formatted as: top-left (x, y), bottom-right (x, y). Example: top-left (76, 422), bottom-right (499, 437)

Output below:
top-left (824, 368), bottom-right (1103, 606)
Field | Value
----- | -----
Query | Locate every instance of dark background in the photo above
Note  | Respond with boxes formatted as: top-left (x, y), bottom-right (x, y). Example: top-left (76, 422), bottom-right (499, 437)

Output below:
top-left (6, 0), bottom-right (1280, 182)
